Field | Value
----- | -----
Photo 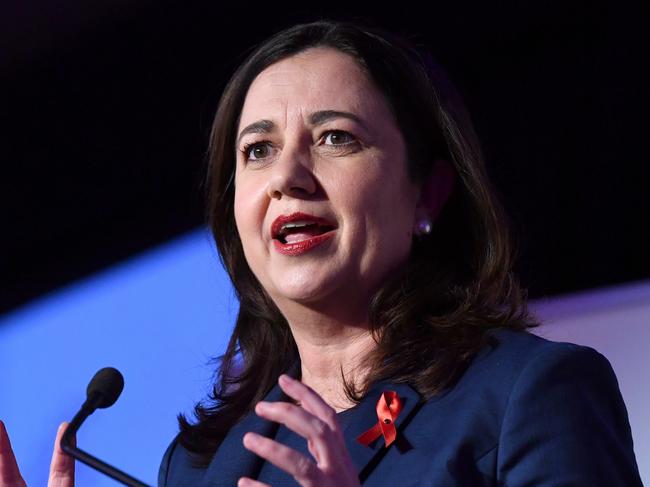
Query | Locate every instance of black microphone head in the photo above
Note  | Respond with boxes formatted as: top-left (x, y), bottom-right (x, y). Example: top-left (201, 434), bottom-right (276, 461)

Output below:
top-left (86, 367), bottom-right (124, 409)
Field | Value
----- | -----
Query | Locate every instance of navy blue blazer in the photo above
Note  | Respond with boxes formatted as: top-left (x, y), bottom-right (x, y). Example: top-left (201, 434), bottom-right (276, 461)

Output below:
top-left (158, 329), bottom-right (643, 486)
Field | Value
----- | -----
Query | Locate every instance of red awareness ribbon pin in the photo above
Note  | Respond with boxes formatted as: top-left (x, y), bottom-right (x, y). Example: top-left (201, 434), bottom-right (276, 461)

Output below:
top-left (356, 391), bottom-right (403, 448)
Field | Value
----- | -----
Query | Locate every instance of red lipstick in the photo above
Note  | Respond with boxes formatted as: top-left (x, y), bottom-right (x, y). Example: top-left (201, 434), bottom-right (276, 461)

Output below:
top-left (271, 212), bottom-right (336, 256)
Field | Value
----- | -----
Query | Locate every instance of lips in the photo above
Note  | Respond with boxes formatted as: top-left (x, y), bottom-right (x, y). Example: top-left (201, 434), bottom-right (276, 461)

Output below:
top-left (270, 212), bottom-right (337, 255)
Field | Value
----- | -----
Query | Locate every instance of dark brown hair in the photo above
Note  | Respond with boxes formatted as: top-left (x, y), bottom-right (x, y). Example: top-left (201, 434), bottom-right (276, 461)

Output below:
top-left (178, 19), bottom-right (537, 466)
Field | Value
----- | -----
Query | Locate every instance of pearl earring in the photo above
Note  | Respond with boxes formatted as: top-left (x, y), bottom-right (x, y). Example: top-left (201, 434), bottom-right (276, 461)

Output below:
top-left (415, 219), bottom-right (433, 236)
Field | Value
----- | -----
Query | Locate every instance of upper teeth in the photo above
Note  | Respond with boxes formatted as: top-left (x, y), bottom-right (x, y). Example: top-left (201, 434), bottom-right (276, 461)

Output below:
top-left (281, 221), bottom-right (316, 231)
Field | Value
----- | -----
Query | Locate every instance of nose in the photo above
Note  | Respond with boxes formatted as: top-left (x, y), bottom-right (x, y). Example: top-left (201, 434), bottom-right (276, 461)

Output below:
top-left (266, 144), bottom-right (317, 200)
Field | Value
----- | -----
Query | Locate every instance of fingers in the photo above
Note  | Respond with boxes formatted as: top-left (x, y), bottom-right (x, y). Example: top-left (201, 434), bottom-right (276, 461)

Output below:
top-left (0, 420), bottom-right (27, 487)
top-left (242, 432), bottom-right (318, 485)
top-left (277, 375), bottom-right (345, 447)
top-left (278, 375), bottom-right (338, 424)
top-left (48, 422), bottom-right (75, 487)
top-left (244, 376), bottom-right (360, 486)
top-left (254, 400), bottom-right (338, 466)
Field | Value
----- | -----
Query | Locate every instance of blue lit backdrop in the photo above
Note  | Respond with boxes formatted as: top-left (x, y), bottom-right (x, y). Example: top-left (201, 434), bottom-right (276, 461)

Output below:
top-left (0, 228), bottom-right (236, 486)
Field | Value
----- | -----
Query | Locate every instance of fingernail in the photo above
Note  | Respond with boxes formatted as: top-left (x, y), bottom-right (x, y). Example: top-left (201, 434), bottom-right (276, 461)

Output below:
top-left (242, 432), bottom-right (257, 446)
top-left (279, 374), bottom-right (293, 383)
top-left (255, 401), bottom-right (268, 412)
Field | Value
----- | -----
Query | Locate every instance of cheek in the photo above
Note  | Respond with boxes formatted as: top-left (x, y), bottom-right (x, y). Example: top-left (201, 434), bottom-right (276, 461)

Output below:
top-left (233, 191), bottom-right (265, 276)
top-left (350, 173), bottom-right (416, 228)
top-left (337, 177), bottom-right (414, 261)
top-left (233, 195), bottom-right (248, 238)
top-left (233, 182), bottom-right (264, 236)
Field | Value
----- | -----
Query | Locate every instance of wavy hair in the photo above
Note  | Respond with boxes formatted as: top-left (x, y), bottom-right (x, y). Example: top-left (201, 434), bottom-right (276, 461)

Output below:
top-left (178, 19), bottom-right (537, 466)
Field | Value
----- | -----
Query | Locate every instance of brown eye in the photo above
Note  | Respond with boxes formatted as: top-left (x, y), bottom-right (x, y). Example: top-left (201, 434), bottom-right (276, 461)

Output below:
top-left (243, 142), bottom-right (272, 161)
top-left (323, 130), bottom-right (355, 146)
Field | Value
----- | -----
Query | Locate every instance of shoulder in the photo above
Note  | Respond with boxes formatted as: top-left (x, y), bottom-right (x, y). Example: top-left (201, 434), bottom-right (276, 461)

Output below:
top-left (464, 327), bottom-right (635, 444)
top-left (402, 328), bottom-right (642, 486)
top-left (455, 327), bottom-right (620, 392)
top-left (158, 434), bottom-right (206, 487)
top-left (412, 328), bottom-right (623, 430)
top-left (480, 328), bottom-right (630, 435)
top-left (482, 326), bottom-right (603, 369)
top-left (472, 328), bottom-right (641, 485)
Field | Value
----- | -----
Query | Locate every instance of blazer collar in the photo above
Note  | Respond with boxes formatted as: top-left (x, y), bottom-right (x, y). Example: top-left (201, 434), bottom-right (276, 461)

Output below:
top-left (201, 367), bottom-right (422, 486)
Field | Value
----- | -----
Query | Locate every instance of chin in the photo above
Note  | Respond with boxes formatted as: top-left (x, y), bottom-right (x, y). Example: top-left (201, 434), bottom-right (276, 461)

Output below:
top-left (267, 272), bottom-right (343, 306)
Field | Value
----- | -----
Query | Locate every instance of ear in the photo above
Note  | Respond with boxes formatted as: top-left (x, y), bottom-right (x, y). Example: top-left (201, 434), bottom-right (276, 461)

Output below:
top-left (415, 158), bottom-right (455, 223)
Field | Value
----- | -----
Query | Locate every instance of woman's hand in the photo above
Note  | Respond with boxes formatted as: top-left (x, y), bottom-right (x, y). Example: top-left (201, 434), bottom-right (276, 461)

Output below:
top-left (0, 420), bottom-right (75, 487)
top-left (238, 375), bottom-right (360, 487)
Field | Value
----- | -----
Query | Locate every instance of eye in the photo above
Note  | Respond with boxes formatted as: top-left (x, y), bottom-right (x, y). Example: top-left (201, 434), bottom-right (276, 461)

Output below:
top-left (241, 141), bottom-right (273, 162)
top-left (322, 130), bottom-right (356, 146)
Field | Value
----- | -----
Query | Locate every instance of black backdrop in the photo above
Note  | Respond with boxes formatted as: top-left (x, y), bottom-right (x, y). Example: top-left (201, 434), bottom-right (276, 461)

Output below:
top-left (2, 0), bottom-right (648, 314)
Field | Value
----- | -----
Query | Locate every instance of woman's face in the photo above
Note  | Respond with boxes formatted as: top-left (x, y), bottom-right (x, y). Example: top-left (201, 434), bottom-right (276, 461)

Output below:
top-left (234, 47), bottom-right (421, 318)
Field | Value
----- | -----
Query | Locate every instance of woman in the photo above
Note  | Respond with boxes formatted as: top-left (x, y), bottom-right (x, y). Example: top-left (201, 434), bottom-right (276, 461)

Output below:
top-left (158, 19), bottom-right (642, 486)
top-left (0, 19), bottom-right (642, 487)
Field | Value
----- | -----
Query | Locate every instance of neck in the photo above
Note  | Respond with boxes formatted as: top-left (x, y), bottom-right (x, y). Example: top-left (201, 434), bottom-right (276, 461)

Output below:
top-left (277, 298), bottom-right (377, 412)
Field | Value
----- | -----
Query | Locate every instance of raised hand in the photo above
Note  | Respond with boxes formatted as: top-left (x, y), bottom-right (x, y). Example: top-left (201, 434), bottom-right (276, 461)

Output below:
top-left (0, 420), bottom-right (26, 487)
top-left (0, 420), bottom-right (75, 487)
top-left (238, 375), bottom-right (360, 487)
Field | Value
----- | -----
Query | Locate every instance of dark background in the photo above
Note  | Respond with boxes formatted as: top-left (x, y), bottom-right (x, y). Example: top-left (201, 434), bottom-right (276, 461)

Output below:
top-left (2, 0), bottom-right (648, 315)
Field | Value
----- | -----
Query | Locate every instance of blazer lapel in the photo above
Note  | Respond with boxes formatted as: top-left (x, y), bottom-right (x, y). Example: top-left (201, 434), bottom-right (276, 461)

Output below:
top-left (343, 381), bottom-right (422, 482)
top-left (200, 366), bottom-right (421, 486)
top-left (201, 364), bottom-right (301, 487)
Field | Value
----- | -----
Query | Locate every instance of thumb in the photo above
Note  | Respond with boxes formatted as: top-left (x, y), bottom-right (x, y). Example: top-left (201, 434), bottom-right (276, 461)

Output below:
top-left (48, 422), bottom-right (75, 487)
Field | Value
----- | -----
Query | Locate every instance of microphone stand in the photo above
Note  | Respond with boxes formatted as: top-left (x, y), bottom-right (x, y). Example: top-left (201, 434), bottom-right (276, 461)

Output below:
top-left (61, 390), bottom-right (151, 487)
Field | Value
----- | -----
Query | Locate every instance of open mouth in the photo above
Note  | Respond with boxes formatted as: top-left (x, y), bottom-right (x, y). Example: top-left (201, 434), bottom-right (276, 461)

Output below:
top-left (275, 221), bottom-right (336, 244)
top-left (271, 213), bottom-right (337, 245)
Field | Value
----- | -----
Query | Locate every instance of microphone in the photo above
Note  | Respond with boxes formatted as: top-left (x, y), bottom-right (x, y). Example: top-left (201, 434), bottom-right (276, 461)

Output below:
top-left (60, 367), bottom-right (151, 487)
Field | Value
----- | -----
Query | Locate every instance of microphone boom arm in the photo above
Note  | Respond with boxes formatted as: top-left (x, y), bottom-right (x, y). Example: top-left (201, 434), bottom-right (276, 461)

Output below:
top-left (60, 372), bottom-right (152, 487)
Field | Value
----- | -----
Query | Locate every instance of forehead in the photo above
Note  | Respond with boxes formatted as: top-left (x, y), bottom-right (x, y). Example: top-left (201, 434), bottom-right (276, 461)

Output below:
top-left (237, 47), bottom-right (392, 131)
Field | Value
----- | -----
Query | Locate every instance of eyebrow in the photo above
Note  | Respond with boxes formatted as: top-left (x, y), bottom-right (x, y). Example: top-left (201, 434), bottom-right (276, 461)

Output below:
top-left (236, 110), bottom-right (365, 146)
